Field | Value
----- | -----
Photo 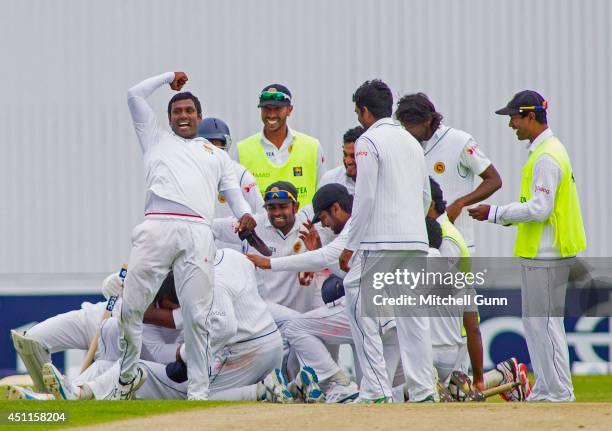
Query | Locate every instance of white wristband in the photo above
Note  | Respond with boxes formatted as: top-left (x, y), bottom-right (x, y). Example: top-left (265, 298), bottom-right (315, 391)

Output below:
top-left (172, 308), bottom-right (183, 330)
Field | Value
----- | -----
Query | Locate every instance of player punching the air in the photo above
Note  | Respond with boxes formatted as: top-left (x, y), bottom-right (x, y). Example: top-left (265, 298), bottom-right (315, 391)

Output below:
top-left (112, 72), bottom-right (256, 400)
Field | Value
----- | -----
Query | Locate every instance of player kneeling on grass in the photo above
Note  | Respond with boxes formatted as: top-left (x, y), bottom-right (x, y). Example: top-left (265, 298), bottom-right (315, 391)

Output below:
top-left (419, 180), bottom-right (532, 402)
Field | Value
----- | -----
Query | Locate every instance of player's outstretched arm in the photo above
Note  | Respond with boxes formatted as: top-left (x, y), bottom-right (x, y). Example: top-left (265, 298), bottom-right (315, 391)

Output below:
top-left (127, 72), bottom-right (182, 151)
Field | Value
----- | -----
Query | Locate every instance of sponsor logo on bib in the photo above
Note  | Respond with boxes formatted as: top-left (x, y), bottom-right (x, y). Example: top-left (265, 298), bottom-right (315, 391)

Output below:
top-left (293, 166), bottom-right (303, 177)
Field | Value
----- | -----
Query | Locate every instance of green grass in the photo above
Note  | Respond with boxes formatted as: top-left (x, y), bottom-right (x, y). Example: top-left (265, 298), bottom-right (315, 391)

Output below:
top-left (0, 396), bottom-right (246, 430)
top-left (1, 375), bottom-right (611, 429)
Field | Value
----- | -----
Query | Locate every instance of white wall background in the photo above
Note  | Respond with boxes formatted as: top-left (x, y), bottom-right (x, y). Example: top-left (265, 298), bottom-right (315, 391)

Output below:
top-left (1, 0), bottom-right (610, 275)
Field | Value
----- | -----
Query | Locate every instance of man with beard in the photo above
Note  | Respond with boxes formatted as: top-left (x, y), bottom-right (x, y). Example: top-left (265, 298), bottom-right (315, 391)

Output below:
top-left (318, 126), bottom-right (364, 195)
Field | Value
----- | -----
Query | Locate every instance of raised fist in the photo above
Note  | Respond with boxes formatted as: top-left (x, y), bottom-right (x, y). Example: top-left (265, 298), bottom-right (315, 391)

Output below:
top-left (170, 72), bottom-right (188, 91)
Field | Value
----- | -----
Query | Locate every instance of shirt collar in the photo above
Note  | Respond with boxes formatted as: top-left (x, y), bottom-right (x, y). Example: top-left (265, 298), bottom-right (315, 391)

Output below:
top-left (369, 117), bottom-right (397, 129)
top-left (423, 124), bottom-right (450, 150)
top-left (527, 128), bottom-right (553, 153)
top-left (170, 131), bottom-right (206, 142)
top-left (260, 126), bottom-right (294, 150)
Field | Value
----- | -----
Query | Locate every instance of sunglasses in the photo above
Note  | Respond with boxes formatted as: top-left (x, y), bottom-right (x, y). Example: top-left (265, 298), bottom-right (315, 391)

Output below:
top-left (264, 190), bottom-right (297, 202)
top-left (260, 91), bottom-right (291, 102)
top-left (518, 100), bottom-right (548, 112)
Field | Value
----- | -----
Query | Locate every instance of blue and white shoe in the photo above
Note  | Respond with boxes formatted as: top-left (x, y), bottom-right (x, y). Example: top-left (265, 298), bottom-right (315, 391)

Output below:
top-left (294, 366), bottom-right (325, 403)
top-left (42, 362), bottom-right (76, 400)
top-left (7, 385), bottom-right (55, 400)
top-left (325, 381), bottom-right (359, 403)
top-left (262, 368), bottom-right (293, 404)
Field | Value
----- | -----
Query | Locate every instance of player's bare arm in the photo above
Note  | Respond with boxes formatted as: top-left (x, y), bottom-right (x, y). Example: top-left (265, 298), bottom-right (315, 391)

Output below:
top-left (447, 165), bottom-right (502, 223)
top-left (246, 253), bottom-right (271, 269)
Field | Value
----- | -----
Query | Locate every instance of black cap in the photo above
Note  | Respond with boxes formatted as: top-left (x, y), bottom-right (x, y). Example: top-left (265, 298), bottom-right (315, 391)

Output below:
top-left (495, 90), bottom-right (547, 116)
top-left (258, 84), bottom-right (292, 108)
top-left (312, 183), bottom-right (350, 223)
top-left (264, 181), bottom-right (298, 205)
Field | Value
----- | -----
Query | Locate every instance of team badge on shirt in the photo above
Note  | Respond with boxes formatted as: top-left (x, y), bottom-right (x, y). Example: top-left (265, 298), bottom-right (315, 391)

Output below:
top-left (434, 162), bottom-right (445, 174)
top-left (293, 166), bottom-right (303, 177)
top-left (217, 194), bottom-right (226, 204)
top-left (293, 241), bottom-right (302, 253)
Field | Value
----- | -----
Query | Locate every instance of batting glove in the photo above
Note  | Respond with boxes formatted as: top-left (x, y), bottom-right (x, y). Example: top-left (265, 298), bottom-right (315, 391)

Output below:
top-left (101, 272), bottom-right (124, 300)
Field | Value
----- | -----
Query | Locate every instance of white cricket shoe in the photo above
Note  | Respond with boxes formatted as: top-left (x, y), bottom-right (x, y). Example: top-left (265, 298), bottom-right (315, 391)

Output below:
top-left (7, 385), bottom-right (54, 400)
top-left (10, 329), bottom-right (50, 393)
top-left (294, 366), bottom-right (325, 403)
top-left (42, 362), bottom-right (77, 400)
top-left (325, 381), bottom-right (359, 403)
top-left (261, 368), bottom-right (293, 403)
top-left (109, 366), bottom-right (147, 400)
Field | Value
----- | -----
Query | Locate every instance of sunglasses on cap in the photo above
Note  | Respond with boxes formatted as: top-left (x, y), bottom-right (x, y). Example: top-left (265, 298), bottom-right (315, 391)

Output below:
top-left (260, 91), bottom-right (291, 102)
top-left (518, 100), bottom-right (548, 113)
top-left (264, 189), bottom-right (297, 202)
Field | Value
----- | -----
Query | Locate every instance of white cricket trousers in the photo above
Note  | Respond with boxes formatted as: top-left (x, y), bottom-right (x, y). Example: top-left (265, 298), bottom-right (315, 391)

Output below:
top-left (119, 215), bottom-right (215, 400)
top-left (520, 258), bottom-right (575, 401)
top-left (344, 250), bottom-right (435, 401)
top-left (284, 302), bottom-right (400, 384)
top-left (26, 301), bottom-right (107, 354)
top-left (85, 331), bottom-right (283, 400)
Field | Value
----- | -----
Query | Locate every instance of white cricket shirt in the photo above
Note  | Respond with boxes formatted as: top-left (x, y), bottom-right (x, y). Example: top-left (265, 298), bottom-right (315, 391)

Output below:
top-left (422, 125), bottom-right (492, 252)
top-left (128, 72), bottom-right (241, 221)
top-left (319, 165), bottom-right (356, 195)
top-left (347, 118), bottom-right (431, 252)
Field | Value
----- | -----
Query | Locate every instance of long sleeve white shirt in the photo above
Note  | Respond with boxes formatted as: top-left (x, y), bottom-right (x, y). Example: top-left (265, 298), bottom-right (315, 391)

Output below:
top-left (346, 118), bottom-right (431, 251)
top-left (487, 128), bottom-right (562, 258)
top-left (127, 72), bottom-right (250, 220)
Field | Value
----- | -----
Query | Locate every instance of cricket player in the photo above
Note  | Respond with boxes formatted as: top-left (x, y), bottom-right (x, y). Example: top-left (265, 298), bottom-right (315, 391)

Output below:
top-left (10, 271), bottom-right (180, 394)
top-left (116, 71), bottom-right (256, 400)
top-left (248, 183), bottom-right (400, 403)
top-left (36, 250), bottom-right (310, 404)
top-left (213, 181), bottom-right (322, 323)
top-left (339, 80), bottom-right (435, 403)
top-left (318, 126), bottom-right (364, 195)
top-left (395, 93), bottom-right (502, 254)
top-left (470, 90), bottom-right (586, 401)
